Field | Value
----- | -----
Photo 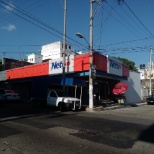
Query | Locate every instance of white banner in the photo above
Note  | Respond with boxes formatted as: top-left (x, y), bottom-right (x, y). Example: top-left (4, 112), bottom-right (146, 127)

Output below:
top-left (107, 57), bottom-right (122, 76)
top-left (49, 56), bottom-right (74, 75)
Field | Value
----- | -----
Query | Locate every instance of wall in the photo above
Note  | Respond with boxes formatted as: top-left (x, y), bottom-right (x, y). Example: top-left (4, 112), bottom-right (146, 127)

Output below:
top-left (3, 58), bottom-right (32, 70)
top-left (27, 53), bottom-right (43, 64)
top-left (93, 52), bottom-right (107, 72)
top-left (0, 71), bottom-right (6, 81)
top-left (6, 62), bottom-right (49, 80)
top-left (41, 41), bottom-right (73, 60)
top-left (74, 53), bottom-right (90, 72)
top-left (123, 71), bottom-right (142, 104)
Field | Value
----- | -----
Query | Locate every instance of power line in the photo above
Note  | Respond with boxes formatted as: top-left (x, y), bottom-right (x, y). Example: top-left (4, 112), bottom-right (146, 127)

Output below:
top-left (99, 36), bottom-right (154, 48)
top-left (106, 0), bottom-right (146, 38)
top-left (124, 0), bottom-right (154, 37)
top-left (93, 0), bottom-right (154, 51)
top-left (0, 1), bottom-right (88, 51)
top-left (114, 0), bottom-right (150, 37)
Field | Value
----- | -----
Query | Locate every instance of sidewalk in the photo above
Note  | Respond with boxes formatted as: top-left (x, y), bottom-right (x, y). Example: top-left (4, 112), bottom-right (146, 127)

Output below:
top-left (92, 102), bottom-right (147, 111)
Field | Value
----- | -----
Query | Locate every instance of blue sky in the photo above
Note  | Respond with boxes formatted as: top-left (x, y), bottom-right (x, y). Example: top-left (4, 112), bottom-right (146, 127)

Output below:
top-left (0, 0), bottom-right (154, 67)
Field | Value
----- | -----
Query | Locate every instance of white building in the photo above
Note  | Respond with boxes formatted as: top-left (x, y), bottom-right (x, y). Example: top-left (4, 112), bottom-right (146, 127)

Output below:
top-left (41, 41), bottom-right (75, 60)
top-left (122, 71), bottom-right (142, 104)
top-left (27, 41), bottom-right (76, 64)
top-left (27, 53), bottom-right (43, 64)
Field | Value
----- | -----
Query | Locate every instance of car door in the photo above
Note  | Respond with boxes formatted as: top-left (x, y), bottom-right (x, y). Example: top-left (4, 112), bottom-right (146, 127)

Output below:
top-left (47, 91), bottom-right (58, 106)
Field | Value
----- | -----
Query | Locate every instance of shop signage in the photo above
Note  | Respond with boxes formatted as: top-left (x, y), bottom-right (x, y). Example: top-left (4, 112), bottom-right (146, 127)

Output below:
top-left (107, 57), bottom-right (122, 76)
top-left (51, 61), bottom-right (63, 69)
top-left (109, 59), bottom-right (122, 70)
top-left (49, 56), bottom-right (74, 75)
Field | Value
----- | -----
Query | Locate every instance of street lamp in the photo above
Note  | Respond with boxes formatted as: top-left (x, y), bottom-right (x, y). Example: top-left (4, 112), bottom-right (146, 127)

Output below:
top-left (76, 33), bottom-right (89, 48)
top-left (76, 33), bottom-right (83, 38)
top-left (76, 32), bottom-right (94, 112)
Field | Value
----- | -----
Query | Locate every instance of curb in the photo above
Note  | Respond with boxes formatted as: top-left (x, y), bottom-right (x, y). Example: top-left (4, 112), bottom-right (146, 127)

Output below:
top-left (85, 102), bottom-right (147, 112)
top-left (136, 102), bottom-right (147, 106)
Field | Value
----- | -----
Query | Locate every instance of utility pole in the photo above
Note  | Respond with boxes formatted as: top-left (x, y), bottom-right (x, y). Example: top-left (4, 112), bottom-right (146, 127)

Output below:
top-left (88, 0), bottom-right (94, 111)
top-left (149, 47), bottom-right (153, 95)
top-left (77, 0), bottom-right (123, 111)
top-left (62, 0), bottom-right (67, 96)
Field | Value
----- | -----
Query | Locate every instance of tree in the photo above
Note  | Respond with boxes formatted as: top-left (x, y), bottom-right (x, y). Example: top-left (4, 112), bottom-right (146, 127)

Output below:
top-left (113, 57), bottom-right (137, 71)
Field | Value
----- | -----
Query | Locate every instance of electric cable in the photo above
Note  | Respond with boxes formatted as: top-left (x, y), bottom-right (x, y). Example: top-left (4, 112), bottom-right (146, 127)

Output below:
top-left (123, 0), bottom-right (154, 37)
top-left (0, 1), bottom-right (88, 51)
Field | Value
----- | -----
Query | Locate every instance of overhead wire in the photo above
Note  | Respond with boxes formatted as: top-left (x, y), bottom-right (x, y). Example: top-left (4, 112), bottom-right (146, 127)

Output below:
top-left (123, 0), bottom-right (154, 37)
top-left (0, 0), bottom-right (88, 51)
top-left (94, 1), bottom-right (116, 48)
top-left (98, 45), bottom-right (151, 56)
top-left (94, 0), bottom-right (154, 52)
top-left (93, 1), bottom-right (150, 51)
top-left (1, 0), bottom-right (153, 59)
top-left (113, 0), bottom-right (150, 37)
top-left (106, 0), bottom-right (146, 38)
top-left (0, 3), bottom-right (63, 40)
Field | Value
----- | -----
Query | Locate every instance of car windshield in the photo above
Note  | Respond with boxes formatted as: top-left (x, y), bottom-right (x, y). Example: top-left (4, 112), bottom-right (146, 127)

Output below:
top-left (56, 91), bottom-right (70, 97)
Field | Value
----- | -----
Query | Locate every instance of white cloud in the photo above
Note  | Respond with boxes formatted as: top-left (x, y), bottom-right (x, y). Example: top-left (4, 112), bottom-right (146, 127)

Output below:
top-left (5, 1), bottom-right (15, 12)
top-left (1, 24), bottom-right (16, 31)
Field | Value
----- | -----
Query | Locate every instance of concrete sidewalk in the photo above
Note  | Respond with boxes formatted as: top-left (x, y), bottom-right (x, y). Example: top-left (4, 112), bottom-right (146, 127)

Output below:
top-left (92, 102), bottom-right (147, 111)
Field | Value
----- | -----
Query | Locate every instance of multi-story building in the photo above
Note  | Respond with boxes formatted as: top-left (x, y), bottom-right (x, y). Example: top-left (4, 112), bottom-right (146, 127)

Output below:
top-left (27, 41), bottom-right (76, 64)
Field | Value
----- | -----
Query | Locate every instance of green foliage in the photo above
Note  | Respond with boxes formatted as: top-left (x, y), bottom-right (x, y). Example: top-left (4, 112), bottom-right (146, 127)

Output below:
top-left (113, 57), bottom-right (137, 71)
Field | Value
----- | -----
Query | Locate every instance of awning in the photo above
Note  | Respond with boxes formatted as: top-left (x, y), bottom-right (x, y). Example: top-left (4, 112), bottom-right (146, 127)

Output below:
top-left (50, 77), bottom-right (86, 86)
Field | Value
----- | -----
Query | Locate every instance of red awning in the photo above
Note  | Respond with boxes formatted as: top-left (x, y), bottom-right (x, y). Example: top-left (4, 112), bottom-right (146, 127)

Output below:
top-left (112, 82), bottom-right (128, 95)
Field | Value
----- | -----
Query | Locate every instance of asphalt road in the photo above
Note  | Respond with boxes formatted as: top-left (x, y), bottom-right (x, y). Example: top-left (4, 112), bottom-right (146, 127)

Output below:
top-left (0, 102), bottom-right (154, 154)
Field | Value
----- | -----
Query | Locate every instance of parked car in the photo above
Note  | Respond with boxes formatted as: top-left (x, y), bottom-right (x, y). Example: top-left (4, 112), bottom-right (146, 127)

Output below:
top-left (0, 88), bottom-right (7, 106)
top-left (5, 90), bottom-right (20, 102)
top-left (147, 95), bottom-right (154, 105)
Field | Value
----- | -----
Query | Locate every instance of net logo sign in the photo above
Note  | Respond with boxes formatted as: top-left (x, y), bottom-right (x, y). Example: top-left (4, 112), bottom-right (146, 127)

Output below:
top-left (51, 61), bottom-right (70, 69)
top-left (109, 59), bottom-right (121, 69)
top-left (49, 56), bottom-right (74, 75)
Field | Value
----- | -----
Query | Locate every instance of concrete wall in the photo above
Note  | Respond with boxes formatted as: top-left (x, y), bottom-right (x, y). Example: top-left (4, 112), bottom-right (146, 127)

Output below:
top-left (0, 71), bottom-right (6, 81)
top-left (122, 71), bottom-right (142, 104)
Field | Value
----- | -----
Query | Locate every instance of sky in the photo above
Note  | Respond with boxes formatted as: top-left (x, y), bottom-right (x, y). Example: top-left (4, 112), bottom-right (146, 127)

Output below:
top-left (0, 0), bottom-right (154, 68)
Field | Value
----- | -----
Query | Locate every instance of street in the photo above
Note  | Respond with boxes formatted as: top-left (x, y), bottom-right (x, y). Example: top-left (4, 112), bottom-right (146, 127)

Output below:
top-left (0, 102), bottom-right (154, 154)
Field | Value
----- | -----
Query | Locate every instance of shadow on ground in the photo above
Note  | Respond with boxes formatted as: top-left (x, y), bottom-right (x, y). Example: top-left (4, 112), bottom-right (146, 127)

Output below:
top-left (138, 123), bottom-right (154, 143)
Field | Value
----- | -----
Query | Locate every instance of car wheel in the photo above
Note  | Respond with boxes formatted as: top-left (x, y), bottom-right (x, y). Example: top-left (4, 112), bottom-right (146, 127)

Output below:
top-left (58, 102), bottom-right (65, 112)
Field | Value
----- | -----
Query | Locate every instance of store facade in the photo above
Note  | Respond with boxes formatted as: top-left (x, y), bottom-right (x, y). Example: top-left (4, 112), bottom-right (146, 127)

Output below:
top-left (0, 52), bottom-right (129, 106)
